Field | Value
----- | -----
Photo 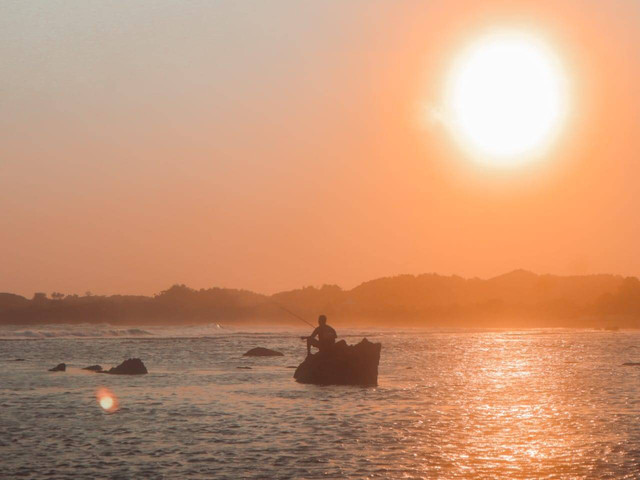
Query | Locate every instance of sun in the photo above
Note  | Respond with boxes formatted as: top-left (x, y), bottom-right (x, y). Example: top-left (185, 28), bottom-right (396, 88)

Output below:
top-left (446, 31), bottom-right (568, 166)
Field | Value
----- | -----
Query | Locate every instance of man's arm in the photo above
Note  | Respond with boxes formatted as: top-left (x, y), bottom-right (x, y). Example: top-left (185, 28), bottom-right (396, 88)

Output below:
top-left (309, 327), bottom-right (319, 339)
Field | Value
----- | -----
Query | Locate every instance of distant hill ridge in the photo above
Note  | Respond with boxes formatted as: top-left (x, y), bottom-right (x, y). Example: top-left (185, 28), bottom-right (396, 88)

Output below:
top-left (1, 270), bottom-right (639, 327)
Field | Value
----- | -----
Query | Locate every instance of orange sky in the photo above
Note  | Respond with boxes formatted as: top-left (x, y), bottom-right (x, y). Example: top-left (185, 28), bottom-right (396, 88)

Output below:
top-left (1, 0), bottom-right (639, 297)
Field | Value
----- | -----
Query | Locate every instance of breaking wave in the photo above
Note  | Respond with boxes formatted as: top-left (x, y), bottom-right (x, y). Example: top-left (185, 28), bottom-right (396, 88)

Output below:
top-left (0, 325), bottom-right (152, 339)
top-left (0, 323), bottom-right (228, 339)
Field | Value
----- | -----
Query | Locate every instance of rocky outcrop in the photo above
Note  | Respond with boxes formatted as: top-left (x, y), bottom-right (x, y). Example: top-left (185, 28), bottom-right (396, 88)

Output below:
top-left (294, 338), bottom-right (381, 386)
top-left (243, 347), bottom-right (284, 357)
top-left (49, 363), bottom-right (66, 372)
top-left (99, 358), bottom-right (148, 375)
top-left (83, 365), bottom-right (103, 372)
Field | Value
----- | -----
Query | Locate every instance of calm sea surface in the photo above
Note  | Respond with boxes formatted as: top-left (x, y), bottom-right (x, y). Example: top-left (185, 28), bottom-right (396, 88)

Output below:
top-left (2, 325), bottom-right (640, 479)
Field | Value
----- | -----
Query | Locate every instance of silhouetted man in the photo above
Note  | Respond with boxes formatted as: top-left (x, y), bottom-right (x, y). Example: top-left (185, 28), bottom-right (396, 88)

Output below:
top-left (306, 315), bottom-right (337, 355)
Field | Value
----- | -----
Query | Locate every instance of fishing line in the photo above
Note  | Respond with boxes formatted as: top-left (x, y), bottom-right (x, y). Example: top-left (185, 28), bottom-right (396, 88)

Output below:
top-left (274, 303), bottom-right (315, 328)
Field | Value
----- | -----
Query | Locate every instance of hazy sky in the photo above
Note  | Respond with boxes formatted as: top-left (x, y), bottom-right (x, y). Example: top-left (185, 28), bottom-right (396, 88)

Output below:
top-left (1, 0), bottom-right (639, 297)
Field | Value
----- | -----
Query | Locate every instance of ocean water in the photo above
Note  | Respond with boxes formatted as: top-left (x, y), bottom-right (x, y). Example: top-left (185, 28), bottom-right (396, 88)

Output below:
top-left (2, 325), bottom-right (640, 479)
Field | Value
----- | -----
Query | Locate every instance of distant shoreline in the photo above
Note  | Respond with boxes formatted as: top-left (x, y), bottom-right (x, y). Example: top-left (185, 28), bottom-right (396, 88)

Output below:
top-left (2, 270), bottom-right (639, 328)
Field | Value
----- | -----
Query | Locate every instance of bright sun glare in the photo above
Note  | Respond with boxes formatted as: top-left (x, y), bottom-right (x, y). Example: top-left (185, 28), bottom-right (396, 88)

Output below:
top-left (446, 31), bottom-right (568, 166)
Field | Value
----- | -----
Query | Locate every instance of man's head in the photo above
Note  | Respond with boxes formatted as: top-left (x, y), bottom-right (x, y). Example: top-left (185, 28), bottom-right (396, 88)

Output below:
top-left (318, 315), bottom-right (327, 326)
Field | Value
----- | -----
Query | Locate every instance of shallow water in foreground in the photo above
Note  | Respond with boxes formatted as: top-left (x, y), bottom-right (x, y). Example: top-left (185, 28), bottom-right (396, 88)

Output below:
top-left (2, 326), bottom-right (640, 479)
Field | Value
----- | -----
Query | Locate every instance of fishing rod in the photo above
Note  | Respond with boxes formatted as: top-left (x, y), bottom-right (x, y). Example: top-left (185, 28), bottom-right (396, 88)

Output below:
top-left (274, 303), bottom-right (315, 329)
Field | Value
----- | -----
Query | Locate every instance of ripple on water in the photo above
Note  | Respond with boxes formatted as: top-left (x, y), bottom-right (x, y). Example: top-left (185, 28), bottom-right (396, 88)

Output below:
top-left (2, 328), bottom-right (640, 478)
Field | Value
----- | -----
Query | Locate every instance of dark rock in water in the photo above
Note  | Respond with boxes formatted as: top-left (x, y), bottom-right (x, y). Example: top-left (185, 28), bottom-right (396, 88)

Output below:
top-left (294, 338), bottom-right (381, 386)
top-left (82, 365), bottom-right (103, 372)
top-left (243, 347), bottom-right (284, 357)
top-left (236, 366), bottom-right (252, 370)
top-left (100, 358), bottom-right (148, 375)
top-left (13, 358), bottom-right (26, 362)
top-left (49, 363), bottom-right (66, 372)
top-left (623, 362), bottom-right (640, 366)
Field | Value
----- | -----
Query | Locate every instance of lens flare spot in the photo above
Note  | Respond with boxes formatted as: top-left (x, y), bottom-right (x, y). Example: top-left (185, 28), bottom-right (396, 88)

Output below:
top-left (100, 396), bottom-right (113, 410)
top-left (96, 387), bottom-right (118, 413)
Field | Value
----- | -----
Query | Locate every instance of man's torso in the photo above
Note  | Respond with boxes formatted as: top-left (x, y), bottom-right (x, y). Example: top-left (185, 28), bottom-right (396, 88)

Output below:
top-left (317, 325), bottom-right (337, 345)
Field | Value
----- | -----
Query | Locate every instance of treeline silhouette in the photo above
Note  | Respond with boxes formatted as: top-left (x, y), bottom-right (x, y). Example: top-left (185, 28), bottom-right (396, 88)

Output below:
top-left (2, 270), bottom-right (640, 327)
